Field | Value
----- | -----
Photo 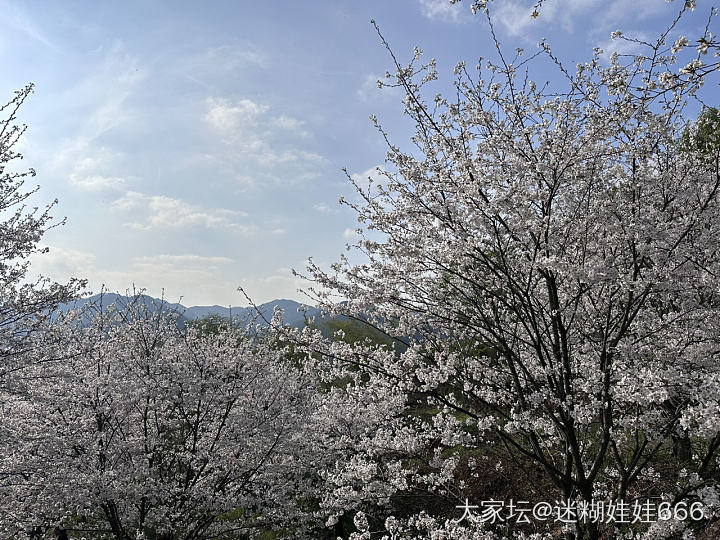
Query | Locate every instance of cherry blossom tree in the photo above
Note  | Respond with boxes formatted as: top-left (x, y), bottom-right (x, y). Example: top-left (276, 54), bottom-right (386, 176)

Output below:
top-left (298, 2), bottom-right (720, 539)
top-left (0, 298), bottom-right (315, 539)
top-left (0, 84), bottom-right (84, 379)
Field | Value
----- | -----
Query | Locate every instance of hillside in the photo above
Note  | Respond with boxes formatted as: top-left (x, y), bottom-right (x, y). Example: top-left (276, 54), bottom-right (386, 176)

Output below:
top-left (58, 293), bottom-right (322, 329)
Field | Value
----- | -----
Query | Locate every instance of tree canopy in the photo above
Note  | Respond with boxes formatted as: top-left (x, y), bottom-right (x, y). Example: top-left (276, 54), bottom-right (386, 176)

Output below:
top-left (2, 2), bottom-right (720, 540)
top-left (298, 2), bottom-right (720, 539)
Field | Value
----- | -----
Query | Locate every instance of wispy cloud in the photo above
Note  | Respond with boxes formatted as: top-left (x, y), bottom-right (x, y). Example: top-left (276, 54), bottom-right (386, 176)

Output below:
top-left (177, 44), bottom-right (268, 89)
top-left (112, 191), bottom-right (254, 233)
top-left (31, 245), bottom-right (309, 307)
top-left (356, 73), bottom-right (402, 103)
top-left (1, 2), bottom-right (61, 51)
top-left (204, 96), bottom-right (310, 151)
top-left (204, 97), bottom-right (268, 135)
top-left (30, 246), bottom-right (96, 281)
top-left (313, 202), bottom-right (338, 214)
top-left (68, 42), bottom-right (146, 138)
top-left (31, 42), bottom-right (147, 198)
top-left (202, 43), bottom-right (268, 69)
top-left (599, 0), bottom-right (674, 31)
top-left (132, 253), bottom-right (234, 273)
top-left (490, 0), bottom-right (673, 40)
top-left (30, 247), bottom-right (241, 306)
top-left (70, 174), bottom-right (125, 191)
top-left (271, 115), bottom-right (306, 132)
top-left (492, 0), bottom-right (600, 37)
top-left (67, 146), bottom-right (127, 191)
top-left (418, 0), bottom-right (469, 23)
top-left (202, 96), bottom-right (326, 186)
top-left (343, 228), bottom-right (360, 241)
top-left (350, 165), bottom-right (388, 185)
top-left (237, 267), bottom-right (310, 305)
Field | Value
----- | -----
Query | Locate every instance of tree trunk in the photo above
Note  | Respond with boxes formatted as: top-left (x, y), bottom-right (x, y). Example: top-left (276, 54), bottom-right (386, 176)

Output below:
top-left (673, 433), bottom-right (692, 463)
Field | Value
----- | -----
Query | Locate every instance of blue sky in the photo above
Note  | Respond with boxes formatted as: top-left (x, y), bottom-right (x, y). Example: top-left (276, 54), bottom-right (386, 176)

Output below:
top-left (3, 0), bottom-right (712, 306)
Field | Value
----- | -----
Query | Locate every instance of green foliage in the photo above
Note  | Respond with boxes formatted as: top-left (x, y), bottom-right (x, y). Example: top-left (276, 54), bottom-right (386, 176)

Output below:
top-left (187, 313), bottom-right (236, 335)
top-left (679, 106), bottom-right (720, 161)
top-left (321, 317), bottom-right (397, 348)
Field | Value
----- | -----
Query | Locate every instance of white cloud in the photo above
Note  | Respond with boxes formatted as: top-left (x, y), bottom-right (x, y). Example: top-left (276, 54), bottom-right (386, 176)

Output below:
top-left (129, 254), bottom-right (239, 303)
top-left (112, 191), bottom-right (254, 233)
top-left (204, 97), bottom-right (268, 134)
top-left (597, 31), bottom-right (652, 63)
top-left (418, 0), bottom-right (469, 23)
top-left (350, 165), bottom-right (388, 185)
top-left (349, 166), bottom-right (397, 216)
top-left (203, 97), bottom-right (309, 153)
top-left (70, 42), bottom-right (146, 137)
top-left (40, 44), bottom-right (145, 194)
top-left (313, 202), bottom-right (335, 214)
top-left (271, 115), bottom-right (305, 132)
top-left (490, 0), bottom-right (672, 40)
top-left (29, 247), bottom-right (242, 306)
top-left (202, 96), bottom-right (327, 186)
top-left (2, 3), bottom-right (60, 51)
top-left (599, 0), bottom-right (673, 30)
top-left (237, 267), bottom-right (311, 305)
top-left (29, 246), bottom-right (96, 283)
top-left (31, 246), bottom-right (311, 307)
top-left (492, 0), bottom-right (600, 37)
top-left (178, 44), bottom-right (268, 90)
top-left (202, 44), bottom-right (267, 69)
top-left (71, 174), bottom-right (125, 191)
top-left (492, 2), bottom-right (537, 36)
top-left (67, 147), bottom-right (127, 191)
top-left (343, 228), bottom-right (360, 240)
top-left (135, 254), bottom-right (233, 266)
top-left (356, 73), bottom-right (402, 103)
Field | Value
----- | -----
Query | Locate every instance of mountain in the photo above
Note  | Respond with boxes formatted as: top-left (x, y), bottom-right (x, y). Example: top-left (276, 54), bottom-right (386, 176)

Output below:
top-left (57, 294), bottom-right (322, 329)
top-left (180, 298), bottom-right (322, 328)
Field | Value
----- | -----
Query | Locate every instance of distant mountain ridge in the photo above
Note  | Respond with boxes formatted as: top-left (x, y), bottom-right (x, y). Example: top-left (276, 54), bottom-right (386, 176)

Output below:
top-left (58, 293), bottom-right (322, 329)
